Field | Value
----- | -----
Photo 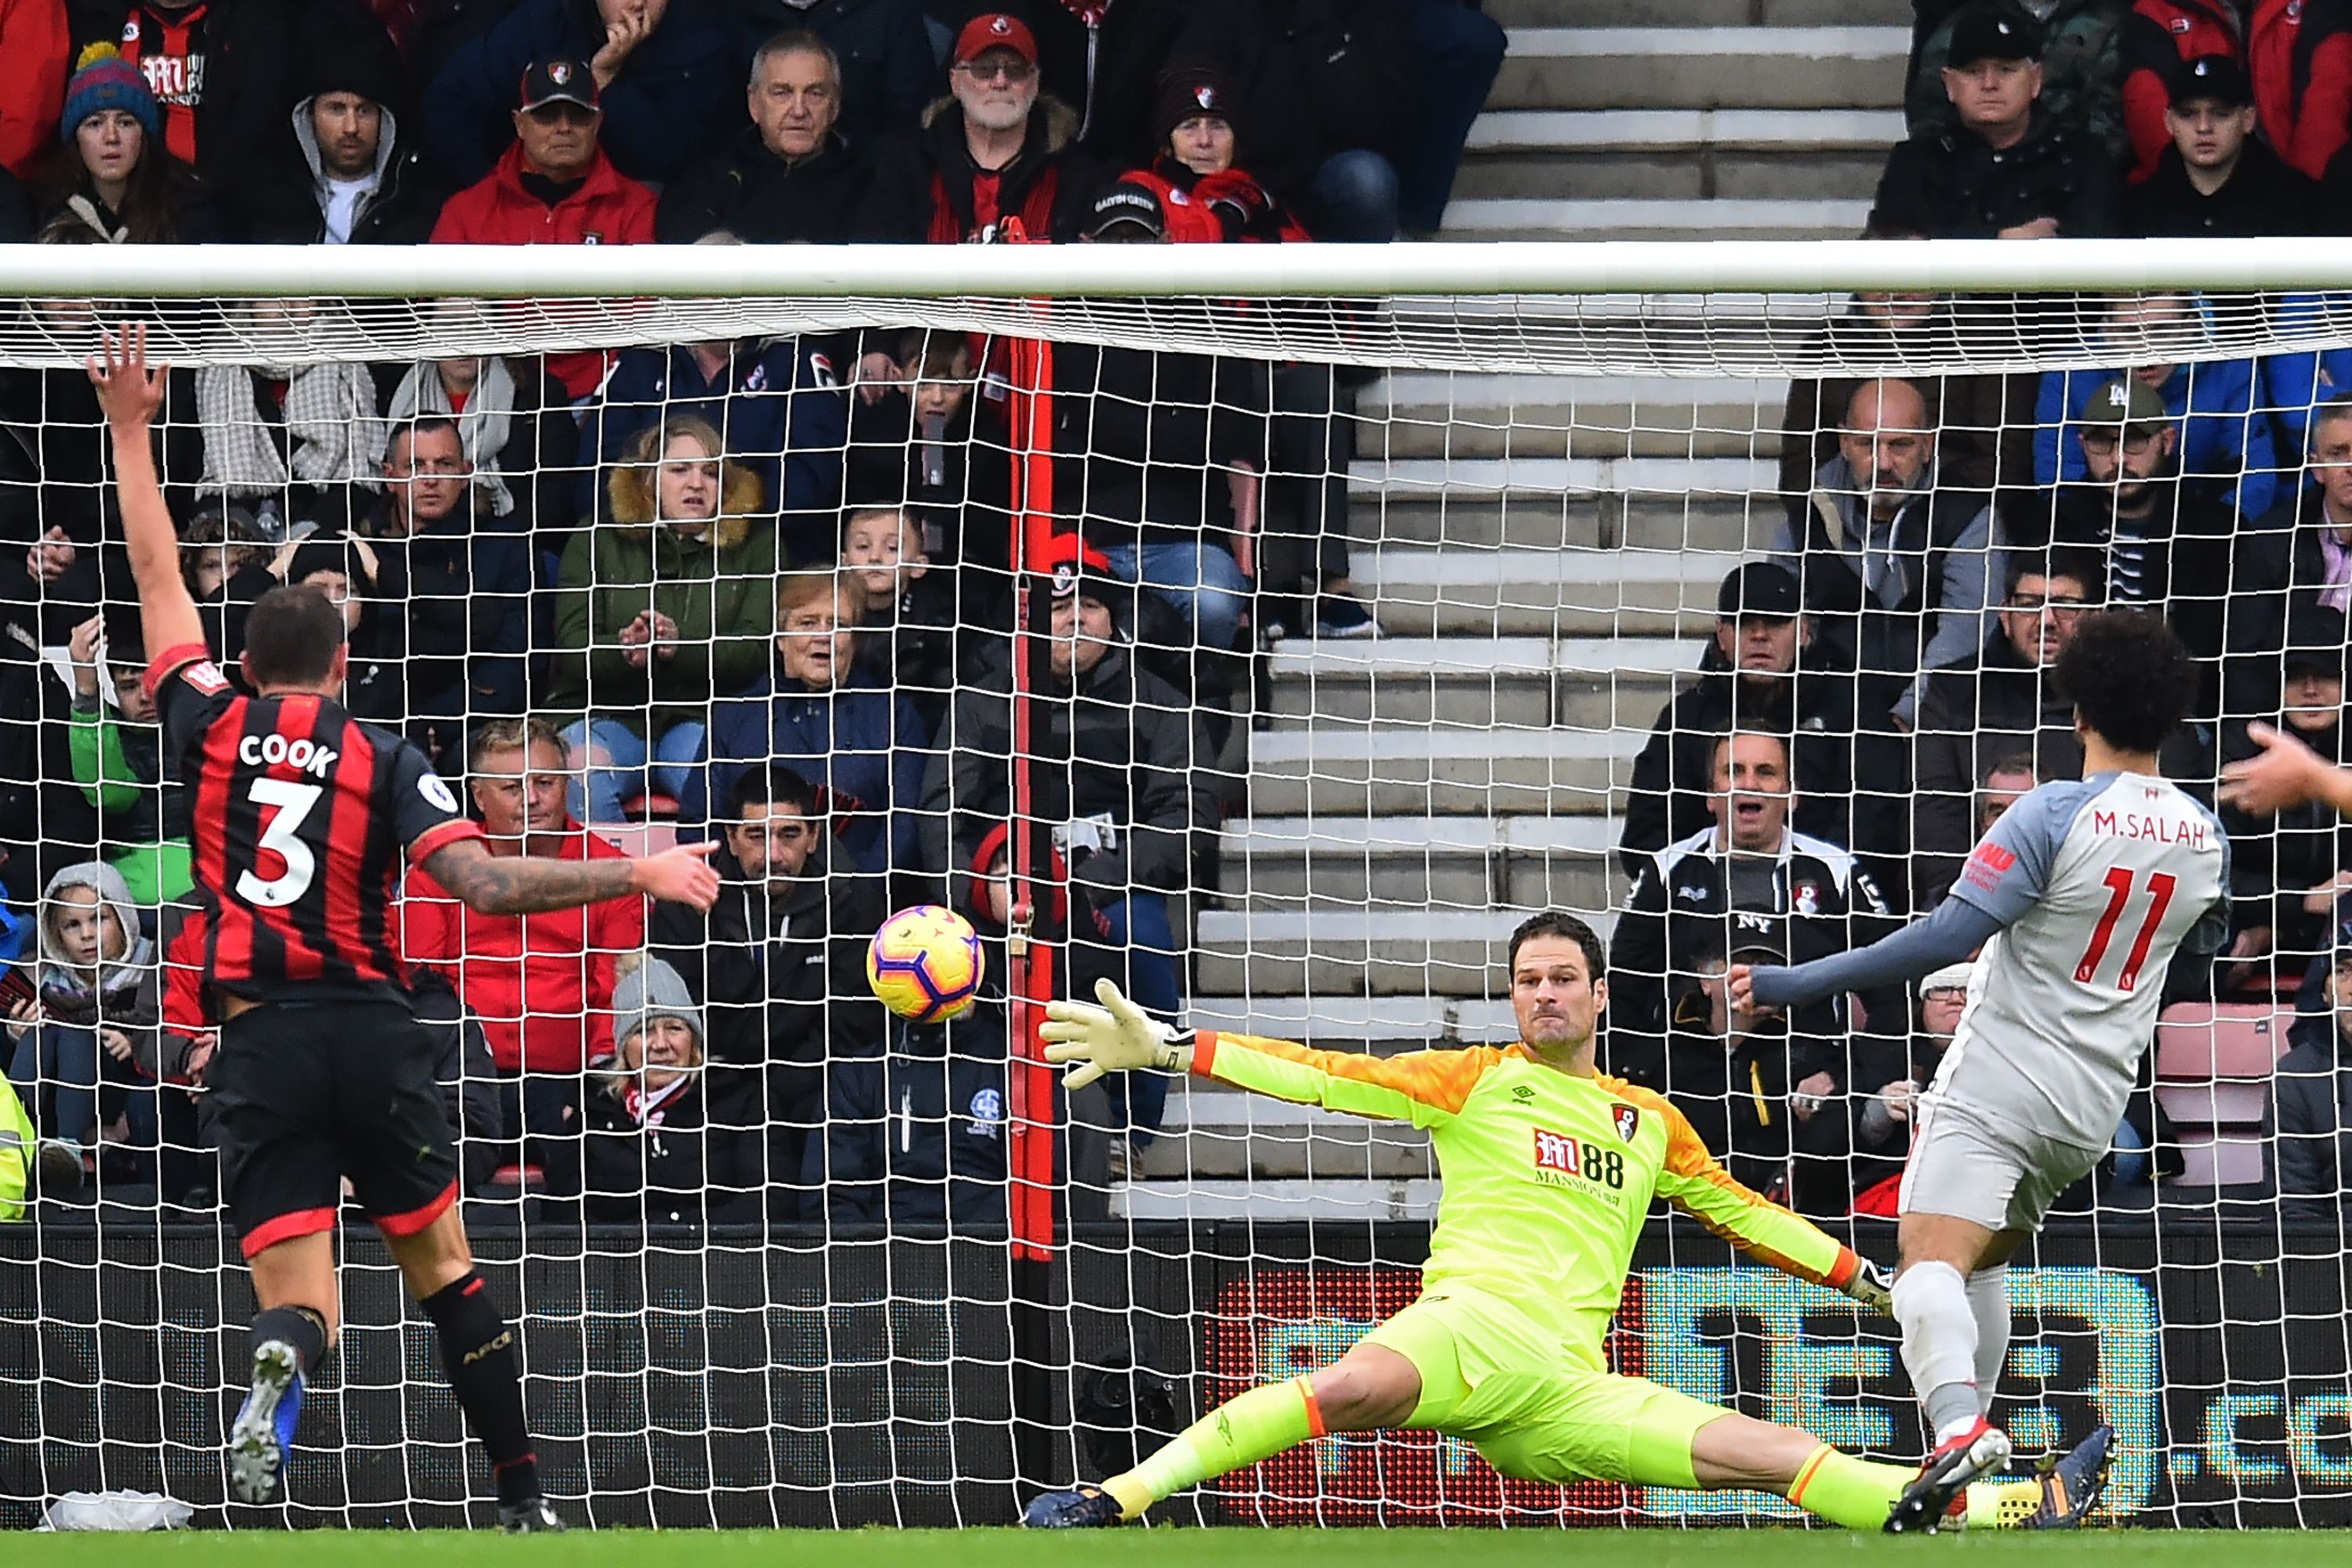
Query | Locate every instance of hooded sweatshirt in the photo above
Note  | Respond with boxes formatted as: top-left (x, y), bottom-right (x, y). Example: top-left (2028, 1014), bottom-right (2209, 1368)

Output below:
top-left (34, 859), bottom-right (153, 1028)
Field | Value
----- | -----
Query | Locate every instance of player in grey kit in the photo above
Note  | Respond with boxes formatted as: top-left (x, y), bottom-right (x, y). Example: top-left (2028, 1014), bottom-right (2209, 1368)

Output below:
top-left (1731, 610), bottom-right (2227, 1532)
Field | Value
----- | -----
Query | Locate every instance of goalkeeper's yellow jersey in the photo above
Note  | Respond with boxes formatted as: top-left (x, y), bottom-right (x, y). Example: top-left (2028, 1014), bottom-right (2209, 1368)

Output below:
top-left (1191, 1033), bottom-right (1862, 1362)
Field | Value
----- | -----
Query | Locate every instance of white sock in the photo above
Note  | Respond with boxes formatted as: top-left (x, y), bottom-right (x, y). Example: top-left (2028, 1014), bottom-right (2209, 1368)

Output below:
top-left (1893, 1260), bottom-right (1980, 1443)
top-left (1965, 1265), bottom-right (2010, 1417)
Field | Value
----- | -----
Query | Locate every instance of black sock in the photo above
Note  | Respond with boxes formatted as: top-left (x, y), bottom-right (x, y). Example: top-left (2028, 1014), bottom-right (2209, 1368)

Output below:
top-left (419, 1270), bottom-right (539, 1504)
top-left (251, 1305), bottom-right (329, 1376)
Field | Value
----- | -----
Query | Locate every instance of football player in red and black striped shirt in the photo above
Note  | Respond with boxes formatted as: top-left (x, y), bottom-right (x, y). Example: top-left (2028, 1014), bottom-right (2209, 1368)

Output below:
top-left (92, 326), bottom-right (721, 1529)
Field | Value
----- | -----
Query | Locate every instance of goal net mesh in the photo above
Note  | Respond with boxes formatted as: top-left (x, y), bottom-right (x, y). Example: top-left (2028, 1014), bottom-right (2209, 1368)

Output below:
top-left (2, 262), bottom-right (2350, 1529)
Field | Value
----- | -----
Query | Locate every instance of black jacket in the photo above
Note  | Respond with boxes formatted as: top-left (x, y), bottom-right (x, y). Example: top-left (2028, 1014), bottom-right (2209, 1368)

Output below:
top-left (1619, 648), bottom-right (1861, 877)
top-left (2045, 477), bottom-right (2238, 670)
top-left (1051, 335), bottom-right (1269, 554)
top-left (1653, 1018), bottom-right (1886, 1218)
top-left (920, 644), bottom-right (1210, 928)
top-left (2220, 714), bottom-right (2352, 964)
top-left (246, 106), bottom-right (453, 245)
top-left (854, 96), bottom-right (1103, 243)
top-left (1870, 109), bottom-right (2122, 238)
top-left (579, 1071), bottom-right (760, 1227)
top-left (353, 492), bottom-right (532, 732)
top-left (646, 840), bottom-right (890, 1146)
top-left (1909, 633), bottom-right (2078, 904)
top-left (1611, 828), bottom-right (1901, 1072)
top-left (656, 128), bottom-right (872, 245)
top-left (2275, 1009), bottom-right (2352, 1215)
top-left (2124, 140), bottom-right (2327, 238)
top-left (810, 991), bottom-right (1010, 1232)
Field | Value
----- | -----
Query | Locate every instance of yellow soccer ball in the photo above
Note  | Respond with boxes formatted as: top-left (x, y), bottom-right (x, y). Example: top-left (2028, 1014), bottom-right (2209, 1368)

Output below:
top-left (866, 904), bottom-right (985, 1023)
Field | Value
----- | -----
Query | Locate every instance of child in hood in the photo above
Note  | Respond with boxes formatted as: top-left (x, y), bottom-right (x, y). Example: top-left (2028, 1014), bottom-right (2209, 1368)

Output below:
top-left (3, 860), bottom-right (158, 1152)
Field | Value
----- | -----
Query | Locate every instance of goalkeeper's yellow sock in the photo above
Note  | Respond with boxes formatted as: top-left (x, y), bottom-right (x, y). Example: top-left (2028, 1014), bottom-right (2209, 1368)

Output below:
top-left (1104, 1376), bottom-right (1322, 1522)
top-left (1784, 1442), bottom-right (2038, 1531)
top-left (1784, 1444), bottom-right (1911, 1530)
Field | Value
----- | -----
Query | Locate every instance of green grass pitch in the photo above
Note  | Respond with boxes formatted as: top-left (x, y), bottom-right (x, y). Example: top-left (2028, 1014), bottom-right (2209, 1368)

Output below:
top-left (9, 1532), bottom-right (2324, 1565)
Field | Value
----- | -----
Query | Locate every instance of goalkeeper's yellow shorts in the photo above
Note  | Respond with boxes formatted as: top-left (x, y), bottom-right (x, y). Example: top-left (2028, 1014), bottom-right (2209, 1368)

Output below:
top-left (1363, 1282), bottom-right (1730, 1489)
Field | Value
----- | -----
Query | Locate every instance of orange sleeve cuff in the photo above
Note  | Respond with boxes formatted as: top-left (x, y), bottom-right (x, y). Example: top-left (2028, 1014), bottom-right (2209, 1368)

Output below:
top-left (1191, 1029), bottom-right (1219, 1076)
top-left (1824, 1247), bottom-right (1860, 1291)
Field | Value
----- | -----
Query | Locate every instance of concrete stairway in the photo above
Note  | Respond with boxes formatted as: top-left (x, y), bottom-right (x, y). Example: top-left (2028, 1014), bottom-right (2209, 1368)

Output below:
top-left (1138, 0), bottom-right (1914, 1202)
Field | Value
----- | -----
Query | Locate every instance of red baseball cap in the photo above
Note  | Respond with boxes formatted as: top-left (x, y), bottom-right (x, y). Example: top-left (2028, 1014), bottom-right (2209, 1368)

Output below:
top-left (955, 13), bottom-right (1038, 67)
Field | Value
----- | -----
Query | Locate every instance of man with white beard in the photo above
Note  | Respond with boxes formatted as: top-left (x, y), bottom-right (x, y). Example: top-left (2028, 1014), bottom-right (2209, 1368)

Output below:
top-left (854, 11), bottom-right (1104, 244)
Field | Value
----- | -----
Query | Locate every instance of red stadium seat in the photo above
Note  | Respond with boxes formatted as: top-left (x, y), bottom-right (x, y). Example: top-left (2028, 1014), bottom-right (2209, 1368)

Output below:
top-left (2153, 1003), bottom-right (2295, 1080)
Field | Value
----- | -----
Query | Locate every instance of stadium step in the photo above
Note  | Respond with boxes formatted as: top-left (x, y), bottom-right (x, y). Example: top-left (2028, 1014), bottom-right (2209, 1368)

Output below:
top-left (1361, 372), bottom-right (1790, 464)
top-left (1363, 491), bottom-right (1772, 554)
top-left (1488, 27), bottom-right (1909, 114)
top-left (1439, 195), bottom-right (1873, 241)
top-left (1195, 908), bottom-right (1620, 998)
top-left (1216, 813), bottom-right (1627, 915)
top-left (1454, 110), bottom-right (1900, 203)
top-left (1244, 724), bottom-right (1643, 818)
top-left (1350, 545), bottom-right (1747, 637)
top-left (1486, 0), bottom-right (1913, 31)
top-left (1261, 633), bottom-right (1697, 731)
top-left (1186, 994), bottom-right (1519, 1048)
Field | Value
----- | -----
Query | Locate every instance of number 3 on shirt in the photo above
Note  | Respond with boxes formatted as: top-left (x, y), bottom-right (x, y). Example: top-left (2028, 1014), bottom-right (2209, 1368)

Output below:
top-left (236, 776), bottom-right (321, 907)
top-left (2075, 867), bottom-right (2176, 992)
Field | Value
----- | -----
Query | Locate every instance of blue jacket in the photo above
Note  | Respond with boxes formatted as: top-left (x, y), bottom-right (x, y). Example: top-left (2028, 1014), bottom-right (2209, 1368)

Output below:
top-left (2034, 355), bottom-right (2278, 517)
top-left (423, 0), bottom-right (737, 185)
top-left (2262, 295), bottom-right (2352, 458)
top-left (700, 664), bottom-right (931, 873)
top-left (574, 339), bottom-right (848, 532)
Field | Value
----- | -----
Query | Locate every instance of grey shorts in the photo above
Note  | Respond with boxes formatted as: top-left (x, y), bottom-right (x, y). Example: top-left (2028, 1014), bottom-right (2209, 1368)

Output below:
top-left (1896, 1097), bottom-right (2103, 1234)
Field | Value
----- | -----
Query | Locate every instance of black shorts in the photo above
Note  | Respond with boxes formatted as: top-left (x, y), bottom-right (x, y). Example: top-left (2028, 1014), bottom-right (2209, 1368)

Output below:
top-left (207, 1000), bottom-right (460, 1258)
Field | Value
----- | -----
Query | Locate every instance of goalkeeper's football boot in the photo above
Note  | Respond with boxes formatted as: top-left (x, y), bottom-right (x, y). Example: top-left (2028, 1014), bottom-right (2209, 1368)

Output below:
top-left (1884, 1417), bottom-right (2013, 1534)
top-left (498, 1497), bottom-right (569, 1534)
top-left (1022, 1485), bottom-right (1125, 1527)
top-left (2016, 1424), bottom-right (2114, 1529)
top-left (227, 1338), bottom-right (304, 1504)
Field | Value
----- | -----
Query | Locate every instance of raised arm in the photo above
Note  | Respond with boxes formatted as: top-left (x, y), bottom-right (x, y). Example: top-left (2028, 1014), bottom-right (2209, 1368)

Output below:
top-left (1646, 1092), bottom-right (1890, 1309)
top-left (1041, 978), bottom-right (1487, 1128)
top-left (87, 325), bottom-right (202, 661)
top-left (2221, 721), bottom-right (2352, 820)
top-left (420, 837), bottom-right (720, 918)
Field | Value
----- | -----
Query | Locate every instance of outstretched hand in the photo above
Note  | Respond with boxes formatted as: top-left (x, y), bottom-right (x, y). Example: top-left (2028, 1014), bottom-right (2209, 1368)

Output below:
top-left (1040, 977), bottom-right (1188, 1091)
top-left (632, 840), bottom-right (720, 909)
top-left (85, 322), bottom-right (167, 429)
top-left (2220, 721), bottom-right (2331, 818)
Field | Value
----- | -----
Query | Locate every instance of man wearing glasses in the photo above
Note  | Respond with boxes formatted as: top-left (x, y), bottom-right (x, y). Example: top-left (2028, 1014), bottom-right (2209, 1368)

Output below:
top-left (856, 13), bottom-right (1103, 243)
top-left (1907, 548), bottom-right (2102, 906)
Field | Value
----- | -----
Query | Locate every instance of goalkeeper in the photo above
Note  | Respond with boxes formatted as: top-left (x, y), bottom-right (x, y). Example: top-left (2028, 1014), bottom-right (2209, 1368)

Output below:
top-left (1025, 912), bottom-right (2110, 1533)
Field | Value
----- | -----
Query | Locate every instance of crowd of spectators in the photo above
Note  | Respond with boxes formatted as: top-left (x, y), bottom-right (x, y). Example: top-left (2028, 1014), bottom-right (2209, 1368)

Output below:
top-left (0, 0), bottom-right (1521, 1227)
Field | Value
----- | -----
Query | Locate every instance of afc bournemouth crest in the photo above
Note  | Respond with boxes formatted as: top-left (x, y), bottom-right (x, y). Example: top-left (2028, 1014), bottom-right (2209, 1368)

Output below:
top-left (1611, 1102), bottom-right (1640, 1144)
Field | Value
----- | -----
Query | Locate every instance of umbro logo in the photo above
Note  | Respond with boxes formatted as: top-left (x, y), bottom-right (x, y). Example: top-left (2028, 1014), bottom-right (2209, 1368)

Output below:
top-left (1511, 1085), bottom-right (1535, 1102)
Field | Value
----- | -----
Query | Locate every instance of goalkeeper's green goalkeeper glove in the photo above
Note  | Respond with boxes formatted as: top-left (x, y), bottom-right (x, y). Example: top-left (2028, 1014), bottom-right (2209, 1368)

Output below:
top-left (1040, 978), bottom-right (1191, 1091)
top-left (1846, 1258), bottom-right (1895, 1315)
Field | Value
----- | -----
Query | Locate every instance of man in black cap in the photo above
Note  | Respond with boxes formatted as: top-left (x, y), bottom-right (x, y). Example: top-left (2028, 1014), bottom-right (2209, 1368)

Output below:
top-left (250, 8), bottom-right (448, 244)
top-left (2045, 377), bottom-right (2237, 688)
top-left (1870, 1), bottom-right (2119, 239)
top-left (2124, 55), bottom-right (2322, 238)
top-left (1619, 562), bottom-right (1862, 877)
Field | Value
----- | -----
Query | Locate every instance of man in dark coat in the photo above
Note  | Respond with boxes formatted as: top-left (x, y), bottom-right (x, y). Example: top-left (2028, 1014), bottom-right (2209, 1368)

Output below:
top-left (245, 5), bottom-right (452, 245)
top-left (647, 764), bottom-right (888, 1214)
top-left (1871, 2), bottom-right (2121, 238)
top-left (853, 13), bottom-right (1103, 243)
top-left (2124, 54), bottom-right (2324, 238)
top-left (2276, 946), bottom-right (2352, 1216)
top-left (1621, 563), bottom-right (1867, 877)
top-left (656, 27), bottom-right (870, 243)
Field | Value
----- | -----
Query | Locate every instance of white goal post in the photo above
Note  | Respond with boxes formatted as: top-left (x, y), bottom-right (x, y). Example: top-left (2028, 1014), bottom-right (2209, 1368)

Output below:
top-left (1, 238), bottom-right (2350, 1530)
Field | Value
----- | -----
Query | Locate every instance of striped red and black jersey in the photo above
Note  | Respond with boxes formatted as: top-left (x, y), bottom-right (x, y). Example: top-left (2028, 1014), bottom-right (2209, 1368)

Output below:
top-left (147, 643), bottom-right (485, 1004)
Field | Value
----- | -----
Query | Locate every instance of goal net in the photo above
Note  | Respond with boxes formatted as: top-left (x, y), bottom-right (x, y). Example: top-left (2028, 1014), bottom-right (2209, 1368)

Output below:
top-left (3, 240), bottom-right (2352, 1530)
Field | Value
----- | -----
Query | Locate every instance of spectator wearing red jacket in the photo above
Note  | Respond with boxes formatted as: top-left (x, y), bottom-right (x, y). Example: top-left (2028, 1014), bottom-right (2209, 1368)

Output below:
top-left (0, 0), bottom-right (69, 180)
top-left (2249, 0), bottom-right (2352, 183)
top-left (2121, 0), bottom-right (2243, 183)
top-left (400, 717), bottom-right (646, 1195)
top-left (428, 57), bottom-right (656, 399)
top-left (853, 13), bottom-right (1103, 243)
